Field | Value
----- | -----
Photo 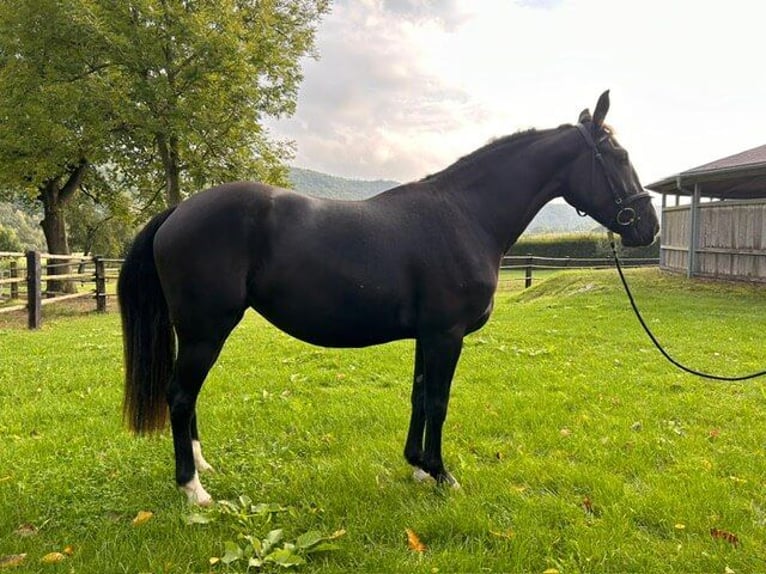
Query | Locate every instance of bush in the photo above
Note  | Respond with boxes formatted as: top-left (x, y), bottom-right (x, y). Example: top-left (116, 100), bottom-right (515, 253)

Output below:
top-left (0, 224), bottom-right (22, 252)
top-left (0, 202), bottom-right (45, 250)
top-left (508, 232), bottom-right (659, 259)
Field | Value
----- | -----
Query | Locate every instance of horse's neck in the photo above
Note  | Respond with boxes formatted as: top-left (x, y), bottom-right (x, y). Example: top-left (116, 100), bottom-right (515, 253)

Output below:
top-left (433, 127), bottom-right (581, 255)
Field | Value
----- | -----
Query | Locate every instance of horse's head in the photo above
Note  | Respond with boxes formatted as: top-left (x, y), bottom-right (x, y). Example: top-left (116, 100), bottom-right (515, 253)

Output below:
top-left (562, 91), bottom-right (659, 247)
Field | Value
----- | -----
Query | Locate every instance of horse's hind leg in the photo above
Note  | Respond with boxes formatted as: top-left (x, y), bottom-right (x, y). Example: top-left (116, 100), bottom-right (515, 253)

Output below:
top-left (170, 313), bottom-right (241, 505)
top-left (191, 413), bottom-right (214, 473)
top-left (169, 339), bottom-right (222, 505)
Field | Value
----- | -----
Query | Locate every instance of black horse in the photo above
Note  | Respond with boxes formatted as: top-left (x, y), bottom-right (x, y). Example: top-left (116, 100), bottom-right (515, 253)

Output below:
top-left (119, 91), bottom-right (659, 504)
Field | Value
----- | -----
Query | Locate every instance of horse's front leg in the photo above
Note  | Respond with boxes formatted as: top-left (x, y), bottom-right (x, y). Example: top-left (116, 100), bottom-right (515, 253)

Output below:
top-left (415, 330), bottom-right (464, 488)
top-left (404, 342), bottom-right (429, 480)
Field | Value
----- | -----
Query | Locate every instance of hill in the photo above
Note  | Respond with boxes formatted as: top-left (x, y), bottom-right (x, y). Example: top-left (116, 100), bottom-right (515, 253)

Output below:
top-left (288, 167), bottom-right (398, 201)
top-left (288, 166), bottom-right (596, 234)
top-left (525, 203), bottom-right (596, 234)
top-left (0, 202), bottom-right (46, 250)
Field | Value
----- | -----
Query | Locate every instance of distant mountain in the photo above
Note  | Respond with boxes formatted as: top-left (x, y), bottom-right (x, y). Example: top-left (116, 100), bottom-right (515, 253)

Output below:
top-left (288, 167), bottom-right (398, 201)
top-left (288, 166), bottom-right (597, 234)
top-left (525, 203), bottom-right (597, 234)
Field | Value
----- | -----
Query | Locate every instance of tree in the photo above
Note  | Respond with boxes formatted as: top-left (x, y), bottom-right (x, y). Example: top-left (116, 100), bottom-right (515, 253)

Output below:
top-left (67, 171), bottom-right (136, 258)
top-left (0, 1), bottom-right (111, 244)
top-left (0, 0), bottom-right (331, 261)
top-left (0, 0), bottom-right (115, 291)
top-left (94, 0), bottom-right (331, 207)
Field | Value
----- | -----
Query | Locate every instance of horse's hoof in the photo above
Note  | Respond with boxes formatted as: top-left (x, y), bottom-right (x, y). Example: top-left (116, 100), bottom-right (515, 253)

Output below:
top-left (437, 472), bottom-right (462, 490)
top-left (180, 472), bottom-right (214, 506)
top-left (412, 467), bottom-right (461, 489)
top-left (193, 493), bottom-right (214, 507)
top-left (412, 467), bottom-right (433, 483)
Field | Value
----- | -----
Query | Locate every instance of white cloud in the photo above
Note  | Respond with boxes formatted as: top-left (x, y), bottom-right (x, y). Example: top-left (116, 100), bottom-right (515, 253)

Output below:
top-left (267, 0), bottom-right (766, 186)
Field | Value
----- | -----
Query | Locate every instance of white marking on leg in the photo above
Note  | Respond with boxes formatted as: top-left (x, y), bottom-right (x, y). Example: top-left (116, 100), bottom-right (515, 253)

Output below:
top-left (180, 471), bottom-right (213, 506)
top-left (412, 467), bottom-right (433, 483)
top-left (192, 440), bottom-right (214, 473)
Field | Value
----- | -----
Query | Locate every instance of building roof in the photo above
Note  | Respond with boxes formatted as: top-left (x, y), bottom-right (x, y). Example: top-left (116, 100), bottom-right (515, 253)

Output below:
top-left (646, 143), bottom-right (766, 199)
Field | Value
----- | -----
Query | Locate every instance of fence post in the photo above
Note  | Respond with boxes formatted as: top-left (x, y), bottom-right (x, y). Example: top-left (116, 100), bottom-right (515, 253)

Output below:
top-left (95, 256), bottom-right (107, 313)
top-left (524, 255), bottom-right (533, 289)
top-left (10, 259), bottom-right (19, 299)
top-left (26, 250), bottom-right (41, 329)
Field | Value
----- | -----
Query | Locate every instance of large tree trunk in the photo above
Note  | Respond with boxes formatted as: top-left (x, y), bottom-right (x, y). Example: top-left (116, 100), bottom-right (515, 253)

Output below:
top-left (157, 133), bottom-right (182, 206)
top-left (38, 161), bottom-right (88, 295)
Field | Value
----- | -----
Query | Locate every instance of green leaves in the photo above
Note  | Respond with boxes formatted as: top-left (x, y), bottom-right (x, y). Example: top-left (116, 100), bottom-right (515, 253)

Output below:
top-left (294, 531), bottom-right (324, 550)
top-left (188, 496), bottom-right (344, 571)
top-left (185, 512), bottom-right (214, 526)
top-left (214, 527), bottom-right (343, 570)
top-left (214, 496), bottom-right (288, 530)
top-left (84, 0), bottom-right (332, 204)
top-left (0, 0), bottom-right (112, 190)
top-left (221, 541), bottom-right (243, 565)
top-left (0, 0), bottom-right (331, 252)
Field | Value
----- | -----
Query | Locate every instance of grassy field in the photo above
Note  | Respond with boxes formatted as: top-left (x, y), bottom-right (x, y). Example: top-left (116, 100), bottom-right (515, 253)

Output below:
top-left (1, 269), bottom-right (765, 572)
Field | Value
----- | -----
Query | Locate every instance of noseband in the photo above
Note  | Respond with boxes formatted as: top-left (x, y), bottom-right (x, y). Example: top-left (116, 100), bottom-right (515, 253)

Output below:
top-left (575, 123), bottom-right (650, 227)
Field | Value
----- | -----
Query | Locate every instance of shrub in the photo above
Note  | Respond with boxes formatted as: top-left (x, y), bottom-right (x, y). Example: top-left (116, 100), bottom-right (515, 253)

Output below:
top-left (508, 232), bottom-right (659, 259)
top-left (0, 224), bottom-right (22, 252)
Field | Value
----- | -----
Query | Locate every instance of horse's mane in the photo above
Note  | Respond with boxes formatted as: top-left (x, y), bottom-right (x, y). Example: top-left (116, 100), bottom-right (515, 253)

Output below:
top-left (421, 124), bottom-right (573, 182)
top-left (420, 120), bottom-right (624, 185)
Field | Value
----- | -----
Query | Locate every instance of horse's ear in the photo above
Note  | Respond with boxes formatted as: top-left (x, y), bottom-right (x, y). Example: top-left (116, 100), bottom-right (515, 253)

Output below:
top-left (593, 90), bottom-right (610, 127)
top-left (578, 108), bottom-right (591, 123)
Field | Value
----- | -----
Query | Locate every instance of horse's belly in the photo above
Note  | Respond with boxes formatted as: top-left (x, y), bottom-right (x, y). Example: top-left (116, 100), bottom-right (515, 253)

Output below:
top-left (250, 288), bottom-right (416, 348)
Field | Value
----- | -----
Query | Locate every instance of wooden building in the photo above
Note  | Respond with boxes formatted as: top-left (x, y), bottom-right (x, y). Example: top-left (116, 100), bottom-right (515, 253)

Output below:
top-left (647, 144), bottom-right (766, 281)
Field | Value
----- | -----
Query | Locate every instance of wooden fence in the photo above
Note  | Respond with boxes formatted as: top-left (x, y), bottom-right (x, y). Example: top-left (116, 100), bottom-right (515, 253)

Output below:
top-left (500, 255), bottom-right (658, 288)
top-left (1, 251), bottom-right (658, 329)
top-left (661, 200), bottom-right (766, 281)
top-left (0, 251), bottom-right (122, 329)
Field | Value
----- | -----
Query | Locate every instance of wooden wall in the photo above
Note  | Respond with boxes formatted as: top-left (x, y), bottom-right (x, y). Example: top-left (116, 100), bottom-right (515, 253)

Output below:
top-left (661, 199), bottom-right (766, 281)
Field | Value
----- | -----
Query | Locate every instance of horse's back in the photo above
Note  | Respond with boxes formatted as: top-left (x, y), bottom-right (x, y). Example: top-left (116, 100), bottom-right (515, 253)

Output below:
top-left (151, 180), bottom-right (498, 347)
top-left (250, 183), bottom-right (498, 346)
top-left (150, 182), bottom-right (411, 344)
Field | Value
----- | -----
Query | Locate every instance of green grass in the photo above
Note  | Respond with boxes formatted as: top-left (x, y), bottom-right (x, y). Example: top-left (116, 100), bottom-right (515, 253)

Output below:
top-left (1, 269), bottom-right (766, 572)
top-left (499, 268), bottom-right (560, 291)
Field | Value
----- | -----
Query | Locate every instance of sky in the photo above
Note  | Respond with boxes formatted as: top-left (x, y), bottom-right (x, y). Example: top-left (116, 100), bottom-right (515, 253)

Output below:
top-left (266, 0), bottom-right (766, 190)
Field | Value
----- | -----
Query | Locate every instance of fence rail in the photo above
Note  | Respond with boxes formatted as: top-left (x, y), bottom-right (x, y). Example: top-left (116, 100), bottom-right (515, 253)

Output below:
top-left (0, 251), bottom-right (122, 328)
top-left (500, 255), bottom-right (658, 288)
top-left (2, 251), bottom-right (659, 329)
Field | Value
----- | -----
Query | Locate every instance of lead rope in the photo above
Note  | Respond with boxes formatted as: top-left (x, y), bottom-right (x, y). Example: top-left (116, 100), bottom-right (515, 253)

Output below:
top-left (607, 231), bottom-right (766, 381)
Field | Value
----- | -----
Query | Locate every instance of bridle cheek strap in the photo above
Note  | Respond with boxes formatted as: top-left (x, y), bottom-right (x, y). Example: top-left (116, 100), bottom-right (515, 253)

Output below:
top-left (575, 123), bottom-right (650, 227)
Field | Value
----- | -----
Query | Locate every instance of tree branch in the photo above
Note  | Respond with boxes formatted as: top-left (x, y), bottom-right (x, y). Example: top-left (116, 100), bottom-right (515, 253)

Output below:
top-left (59, 160), bottom-right (89, 203)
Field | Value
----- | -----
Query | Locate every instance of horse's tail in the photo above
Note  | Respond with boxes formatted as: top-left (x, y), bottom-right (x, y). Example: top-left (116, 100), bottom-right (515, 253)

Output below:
top-left (118, 207), bottom-right (177, 434)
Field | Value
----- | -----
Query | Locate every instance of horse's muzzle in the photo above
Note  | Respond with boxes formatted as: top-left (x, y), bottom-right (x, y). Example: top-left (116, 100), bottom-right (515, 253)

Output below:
top-left (619, 219), bottom-right (659, 247)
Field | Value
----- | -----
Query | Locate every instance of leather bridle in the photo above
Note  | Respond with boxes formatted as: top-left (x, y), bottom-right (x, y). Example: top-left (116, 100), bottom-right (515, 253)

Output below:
top-left (575, 123), bottom-right (651, 227)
